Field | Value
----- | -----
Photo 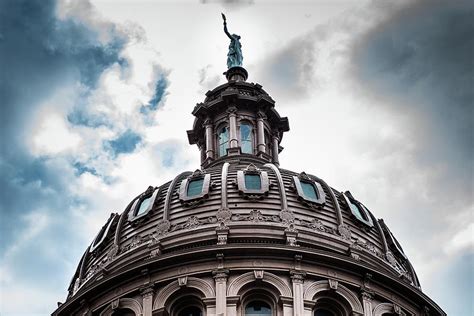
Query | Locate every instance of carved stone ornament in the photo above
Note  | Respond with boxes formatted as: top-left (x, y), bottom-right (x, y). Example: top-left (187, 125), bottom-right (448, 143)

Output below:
top-left (184, 216), bottom-right (202, 229)
top-left (106, 244), bottom-right (119, 262)
top-left (386, 251), bottom-right (398, 266)
top-left (216, 223), bottom-right (229, 245)
top-left (338, 224), bottom-right (352, 240)
top-left (361, 291), bottom-right (374, 301)
top-left (279, 209), bottom-right (295, 224)
top-left (290, 270), bottom-right (306, 284)
top-left (394, 304), bottom-right (402, 315)
top-left (155, 219), bottom-right (171, 236)
top-left (130, 235), bottom-right (143, 249)
top-left (285, 224), bottom-right (298, 246)
top-left (328, 278), bottom-right (338, 290)
top-left (212, 269), bottom-right (229, 282)
top-left (111, 299), bottom-right (120, 310)
top-left (254, 270), bottom-right (264, 279)
top-left (216, 207), bottom-right (232, 223)
top-left (178, 276), bottom-right (188, 287)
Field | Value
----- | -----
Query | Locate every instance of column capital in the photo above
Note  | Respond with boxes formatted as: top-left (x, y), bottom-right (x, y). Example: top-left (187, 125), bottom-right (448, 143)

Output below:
top-left (140, 285), bottom-right (154, 298)
top-left (213, 268), bottom-right (230, 282)
top-left (226, 106), bottom-right (237, 115)
top-left (361, 290), bottom-right (374, 301)
top-left (290, 270), bottom-right (306, 284)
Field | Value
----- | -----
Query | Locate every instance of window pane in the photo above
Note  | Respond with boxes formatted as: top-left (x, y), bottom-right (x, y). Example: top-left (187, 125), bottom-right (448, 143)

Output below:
top-left (245, 301), bottom-right (271, 316)
top-left (179, 306), bottom-right (202, 316)
top-left (187, 178), bottom-right (204, 197)
top-left (301, 181), bottom-right (318, 200)
top-left (218, 127), bottom-right (229, 157)
top-left (245, 174), bottom-right (261, 190)
top-left (314, 309), bottom-right (334, 316)
top-left (136, 196), bottom-right (152, 216)
top-left (241, 124), bottom-right (252, 154)
top-left (349, 201), bottom-right (366, 221)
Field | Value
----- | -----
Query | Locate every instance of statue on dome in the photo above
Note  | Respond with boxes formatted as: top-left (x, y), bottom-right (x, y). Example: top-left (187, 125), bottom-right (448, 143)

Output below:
top-left (222, 13), bottom-right (243, 69)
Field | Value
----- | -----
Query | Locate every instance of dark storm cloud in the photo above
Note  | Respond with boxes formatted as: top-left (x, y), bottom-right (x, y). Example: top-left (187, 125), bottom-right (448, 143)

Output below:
top-left (0, 0), bottom-right (128, 246)
top-left (255, 35), bottom-right (317, 102)
top-left (0, 1), bottom-right (138, 305)
top-left (0, 0), bottom-right (126, 145)
top-left (352, 0), bottom-right (474, 183)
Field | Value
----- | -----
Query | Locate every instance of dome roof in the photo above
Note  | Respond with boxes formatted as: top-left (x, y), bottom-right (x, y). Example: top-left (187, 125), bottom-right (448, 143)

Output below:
top-left (68, 157), bottom-right (418, 296)
top-left (56, 67), bottom-right (445, 316)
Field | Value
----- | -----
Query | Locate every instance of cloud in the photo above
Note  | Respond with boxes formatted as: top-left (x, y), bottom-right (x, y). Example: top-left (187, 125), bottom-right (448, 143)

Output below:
top-left (352, 0), bottom-right (474, 183)
top-left (255, 36), bottom-right (316, 101)
top-left (105, 129), bottom-right (142, 156)
top-left (0, 0), bottom-right (170, 314)
top-left (251, 1), bottom-right (472, 313)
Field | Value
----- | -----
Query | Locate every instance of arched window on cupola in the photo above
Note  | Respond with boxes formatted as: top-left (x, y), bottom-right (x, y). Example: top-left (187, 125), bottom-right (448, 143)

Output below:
top-left (217, 125), bottom-right (229, 157)
top-left (240, 122), bottom-right (253, 154)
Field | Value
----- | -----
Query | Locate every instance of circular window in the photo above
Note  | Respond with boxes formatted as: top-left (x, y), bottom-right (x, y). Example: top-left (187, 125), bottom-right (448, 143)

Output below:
top-left (245, 301), bottom-right (271, 316)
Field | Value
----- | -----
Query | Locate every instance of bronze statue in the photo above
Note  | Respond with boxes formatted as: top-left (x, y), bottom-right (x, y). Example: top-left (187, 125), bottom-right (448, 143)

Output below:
top-left (222, 13), bottom-right (243, 69)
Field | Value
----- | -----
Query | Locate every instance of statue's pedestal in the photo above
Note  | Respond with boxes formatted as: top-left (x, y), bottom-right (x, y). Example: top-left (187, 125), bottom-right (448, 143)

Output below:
top-left (224, 66), bottom-right (248, 82)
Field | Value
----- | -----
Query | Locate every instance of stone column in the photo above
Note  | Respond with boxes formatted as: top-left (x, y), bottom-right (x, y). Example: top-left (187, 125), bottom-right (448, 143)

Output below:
top-left (228, 107), bottom-right (238, 149)
top-left (361, 291), bottom-right (374, 316)
top-left (290, 271), bottom-right (305, 316)
top-left (140, 286), bottom-right (154, 316)
top-left (256, 112), bottom-right (266, 153)
top-left (272, 134), bottom-right (280, 166)
top-left (204, 118), bottom-right (214, 160)
top-left (213, 269), bottom-right (229, 316)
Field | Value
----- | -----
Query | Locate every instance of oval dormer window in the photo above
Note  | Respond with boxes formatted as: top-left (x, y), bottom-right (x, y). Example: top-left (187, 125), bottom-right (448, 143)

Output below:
top-left (187, 178), bottom-right (204, 197)
top-left (89, 213), bottom-right (118, 253)
top-left (236, 164), bottom-right (270, 199)
top-left (301, 181), bottom-right (318, 200)
top-left (244, 174), bottom-right (261, 190)
top-left (218, 126), bottom-right (229, 157)
top-left (179, 170), bottom-right (211, 205)
top-left (128, 186), bottom-right (159, 223)
top-left (240, 122), bottom-right (253, 154)
top-left (342, 191), bottom-right (374, 227)
top-left (293, 173), bottom-right (325, 206)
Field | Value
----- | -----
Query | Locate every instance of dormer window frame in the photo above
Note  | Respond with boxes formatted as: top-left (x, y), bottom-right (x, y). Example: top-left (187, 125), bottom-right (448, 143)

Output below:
top-left (293, 173), bottom-right (326, 207)
top-left (379, 219), bottom-right (408, 260)
top-left (236, 164), bottom-right (270, 198)
top-left (89, 213), bottom-right (119, 253)
top-left (179, 170), bottom-right (211, 205)
top-left (128, 186), bottom-right (160, 223)
top-left (342, 191), bottom-right (374, 228)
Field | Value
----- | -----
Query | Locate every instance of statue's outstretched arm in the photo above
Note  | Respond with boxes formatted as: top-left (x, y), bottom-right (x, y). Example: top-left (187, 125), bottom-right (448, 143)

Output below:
top-left (222, 13), bottom-right (233, 40)
top-left (223, 23), bottom-right (233, 40)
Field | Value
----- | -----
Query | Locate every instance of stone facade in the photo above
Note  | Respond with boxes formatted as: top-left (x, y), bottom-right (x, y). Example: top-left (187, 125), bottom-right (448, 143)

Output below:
top-left (53, 67), bottom-right (445, 316)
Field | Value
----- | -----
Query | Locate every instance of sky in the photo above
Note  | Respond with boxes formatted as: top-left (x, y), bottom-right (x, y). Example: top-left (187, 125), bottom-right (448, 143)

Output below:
top-left (0, 0), bottom-right (472, 315)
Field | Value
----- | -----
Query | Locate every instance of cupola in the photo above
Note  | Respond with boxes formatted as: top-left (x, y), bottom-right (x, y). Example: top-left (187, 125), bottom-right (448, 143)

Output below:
top-left (187, 66), bottom-right (290, 167)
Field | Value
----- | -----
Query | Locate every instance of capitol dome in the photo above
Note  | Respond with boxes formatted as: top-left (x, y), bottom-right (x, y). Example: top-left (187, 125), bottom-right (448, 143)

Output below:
top-left (53, 66), bottom-right (445, 316)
